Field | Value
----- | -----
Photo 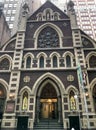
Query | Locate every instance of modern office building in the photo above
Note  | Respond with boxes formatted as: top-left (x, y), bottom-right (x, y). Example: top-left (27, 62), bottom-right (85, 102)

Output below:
top-left (0, 1), bottom-right (96, 130)
top-left (0, 3), bottom-right (10, 46)
top-left (73, 0), bottom-right (96, 40)
top-left (2, 0), bottom-right (41, 35)
top-left (48, 0), bottom-right (96, 40)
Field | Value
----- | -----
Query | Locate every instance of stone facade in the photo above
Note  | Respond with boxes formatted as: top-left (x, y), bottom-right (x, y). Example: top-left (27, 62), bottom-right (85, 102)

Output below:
top-left (0, 1), bottom-right (96, 130)
top-left (0, 7), bottom-right (11, 47)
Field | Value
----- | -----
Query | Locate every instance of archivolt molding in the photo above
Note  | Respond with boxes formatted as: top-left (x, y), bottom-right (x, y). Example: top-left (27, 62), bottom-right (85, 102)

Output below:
top-left (81, 34), bottom-right (96, 48)
top-left (89, 78), bottom-right (96, 92)
top-left (66, 85), bottom-right (78, 94)
top-left (86, 51), bottom-right (96, 67)
top-left (0, 54), bottom-right (12, 62)
top-left (0, 78), bottom-right (8, 96)
top-left (19, 86), bottom-right (32, 95)
top-left (36, 52), bottom-right (47, 58)
top-left (37, 79), bottom-right (60, 97)
top-left (33, 22), bottom-right (63, 48)
top-left (32, 72), bottom-right (65, 96)
top-left (63, 51), bottom-right (74, 58)
top-left (0, 54), bottom-right (12, 69)
top-left (2, 37), bottom-right (16, 51)
top-left (49, 52), bottom-right (61, 58)
top-left (24, 53), bottom-right (34, 59)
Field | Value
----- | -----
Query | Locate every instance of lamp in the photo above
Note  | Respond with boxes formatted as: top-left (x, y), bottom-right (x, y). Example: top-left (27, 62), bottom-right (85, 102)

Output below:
top-left (9, 93), bottom-right (15, 100)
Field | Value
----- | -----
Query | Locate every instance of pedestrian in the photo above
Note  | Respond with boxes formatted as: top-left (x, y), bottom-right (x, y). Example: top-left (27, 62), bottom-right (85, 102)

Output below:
top-left (71, 128), bottom-right (75, 130)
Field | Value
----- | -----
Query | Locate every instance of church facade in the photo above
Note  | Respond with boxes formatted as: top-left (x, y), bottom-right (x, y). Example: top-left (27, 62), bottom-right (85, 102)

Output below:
top-left (0, 1), bottom-right (96, 130)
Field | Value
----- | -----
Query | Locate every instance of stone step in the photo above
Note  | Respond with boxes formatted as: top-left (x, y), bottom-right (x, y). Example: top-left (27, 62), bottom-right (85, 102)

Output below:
top-left (33, 119), bottom-right (63, 130)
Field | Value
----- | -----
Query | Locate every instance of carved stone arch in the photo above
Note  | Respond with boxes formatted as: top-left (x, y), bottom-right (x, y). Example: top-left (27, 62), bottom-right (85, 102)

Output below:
top-left (32, 72), bottom-right (65, 96)
top-left (66, 85), bottom-right (78, 94)
top-left (63, 51), bottom-right (74, 58)
top-left (63, 51), bottom-right (74, 67)
top-left (19, 86), bottom-right (31, 96)
top-left (37, 79), bottom-right (60, 97)
top-left (24, 53), bottom-right (34, 59)
top-left (43, 8), bottom-right (53, 17)
top-left (23, 53), bottom-right (34, 68)
top-left (66, 85), bottom-right (78, 111)
top-left (2, 37), bottom-right (16, 51)
top-left (33, 22), bottom-right (63, 48)
top-left (37, 52), bottom-right (47, 68)
top-left (0, 79), bottom-right (8, 118)
top-left (50, 52), bottom-right (60, 58)
top-left (53, 12), bottom-right (60, 20)
top-left (49, 52), bottom-right (60, 68)
top-left (37, 52), bottom-right (47, 59)
top-left (37, 12), bottom-right (43, 21)
top-left (90, 78), bottom-right (96, 112)
top-left (81, 35), bottom-right (96, 48)
top-left (0, 54), bottom-right (12, 70)
top-left (0, 79), bottom-right (8, 96)
top-left (33, 73), bottom-right (65, 121)
top-left (86, 51), bottom-right (96, 68)
top-left (19, 86), bottom-right (31, 111)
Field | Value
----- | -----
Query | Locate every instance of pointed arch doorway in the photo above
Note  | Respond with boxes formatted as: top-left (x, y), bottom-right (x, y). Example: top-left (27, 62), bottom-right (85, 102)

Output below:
top-left (0, 83), bottom-right (7, 128)
top-left (36, 79), bottom-right (62, 122)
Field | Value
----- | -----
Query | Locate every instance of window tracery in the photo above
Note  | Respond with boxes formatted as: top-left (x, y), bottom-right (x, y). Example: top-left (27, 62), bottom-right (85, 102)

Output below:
top-left (22, 91), bottom-right (28, 111)
top-left (66, 55), bottom-right (71, 67)
top-left (26, 56), bottom-right (31, 68)
top-left (69, 91), bottom-right (76, 111)
top-left (53, 56), bottom-right (57, 67)
top-left (93, 85), bottom-right (96, 112)
top-left (89, 55), bottom-right (96, 68)
top-left (38, 27), bottom-right (59, 48)
top-left (0, 58), bottom-right (10, 70)
top-left (40, 56), bottom-right (44, 68)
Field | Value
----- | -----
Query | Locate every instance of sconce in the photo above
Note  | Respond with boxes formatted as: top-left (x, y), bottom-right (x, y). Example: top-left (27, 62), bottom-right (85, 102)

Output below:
top-left (9, 93), bottom-right (15, 100)
top-left (0, 90), bottom-right (3, 96)
top-left (84, 88), bottom-right (89, 98)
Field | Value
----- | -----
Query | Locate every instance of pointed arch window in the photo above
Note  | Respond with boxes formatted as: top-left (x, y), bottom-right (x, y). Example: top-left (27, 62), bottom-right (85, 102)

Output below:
top-left (22, 91), bottom-right (28, 111)
top-left (66, 55), bottom-right (71, 67)
top-left (89, 55), bottom-right (96, 68)
top-left (38, 27), bottom-right (59, 48)
top-left (26, 56), bottom-right (31, 68)
top-left (69, 91), bottom-right (76, 111)
top-left (92, 85), bottom-right (96, 112)
top-left (46, 10), bottom-right (51, 20)
top-left (0, 58), bottom-right (10, 70)
top-left (53, 56), bottom-right (57, 67)
top-left (54, 13), bottom-right (58, 20)
top-left (40, 56), bottom-right (44, 68)
top-left (0, 84), bottom-right (6, 113)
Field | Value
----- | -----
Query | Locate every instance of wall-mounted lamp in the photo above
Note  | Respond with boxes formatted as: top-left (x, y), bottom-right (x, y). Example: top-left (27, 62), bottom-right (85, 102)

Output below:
top-left (9, 93), bottom-right (15, 100)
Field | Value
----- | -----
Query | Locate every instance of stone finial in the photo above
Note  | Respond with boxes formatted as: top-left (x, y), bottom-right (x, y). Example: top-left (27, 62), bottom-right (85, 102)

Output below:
top-left (22, 3), bottom-right (29, 16)
top-left (67, 0), bottom-right (75, 13)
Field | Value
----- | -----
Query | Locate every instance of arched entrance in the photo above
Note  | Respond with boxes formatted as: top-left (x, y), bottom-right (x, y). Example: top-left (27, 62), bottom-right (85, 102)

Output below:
top-left (92, 84), bottom-right (96, 112)
top-left (36, 79), bottom-right (62, 122)
top-left (0, 83), bottom-right (6, 128)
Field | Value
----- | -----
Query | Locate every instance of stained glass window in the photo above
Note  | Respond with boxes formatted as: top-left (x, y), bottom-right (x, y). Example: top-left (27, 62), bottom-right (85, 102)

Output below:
top-left (89, 55), bottom-right (96, 68)
top-left (69, 91), bottom-right (76, 111)
top-left (93, 85), bottom-right (96, 112)
top-left (26, 56), bottom-right (31, 68)
top-left (0, 84), bottom-right (6, 113)
top-left (0, 58), bottom-right (10, 70)
top-left (53, 56), bottom-right (57, 67)
top-left (40, 56), bottom-right (44, 68)
top-left (66, 55), bottom-right (71, 67)
top-left (38, 27), bottom-right (59, 48)
top-left (22, 91), bottom-right (28, 111)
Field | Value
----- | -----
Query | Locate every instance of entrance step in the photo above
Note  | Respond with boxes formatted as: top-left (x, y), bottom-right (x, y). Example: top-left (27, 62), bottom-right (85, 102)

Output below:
top-left (33, 119), bottom-right (64, 130)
